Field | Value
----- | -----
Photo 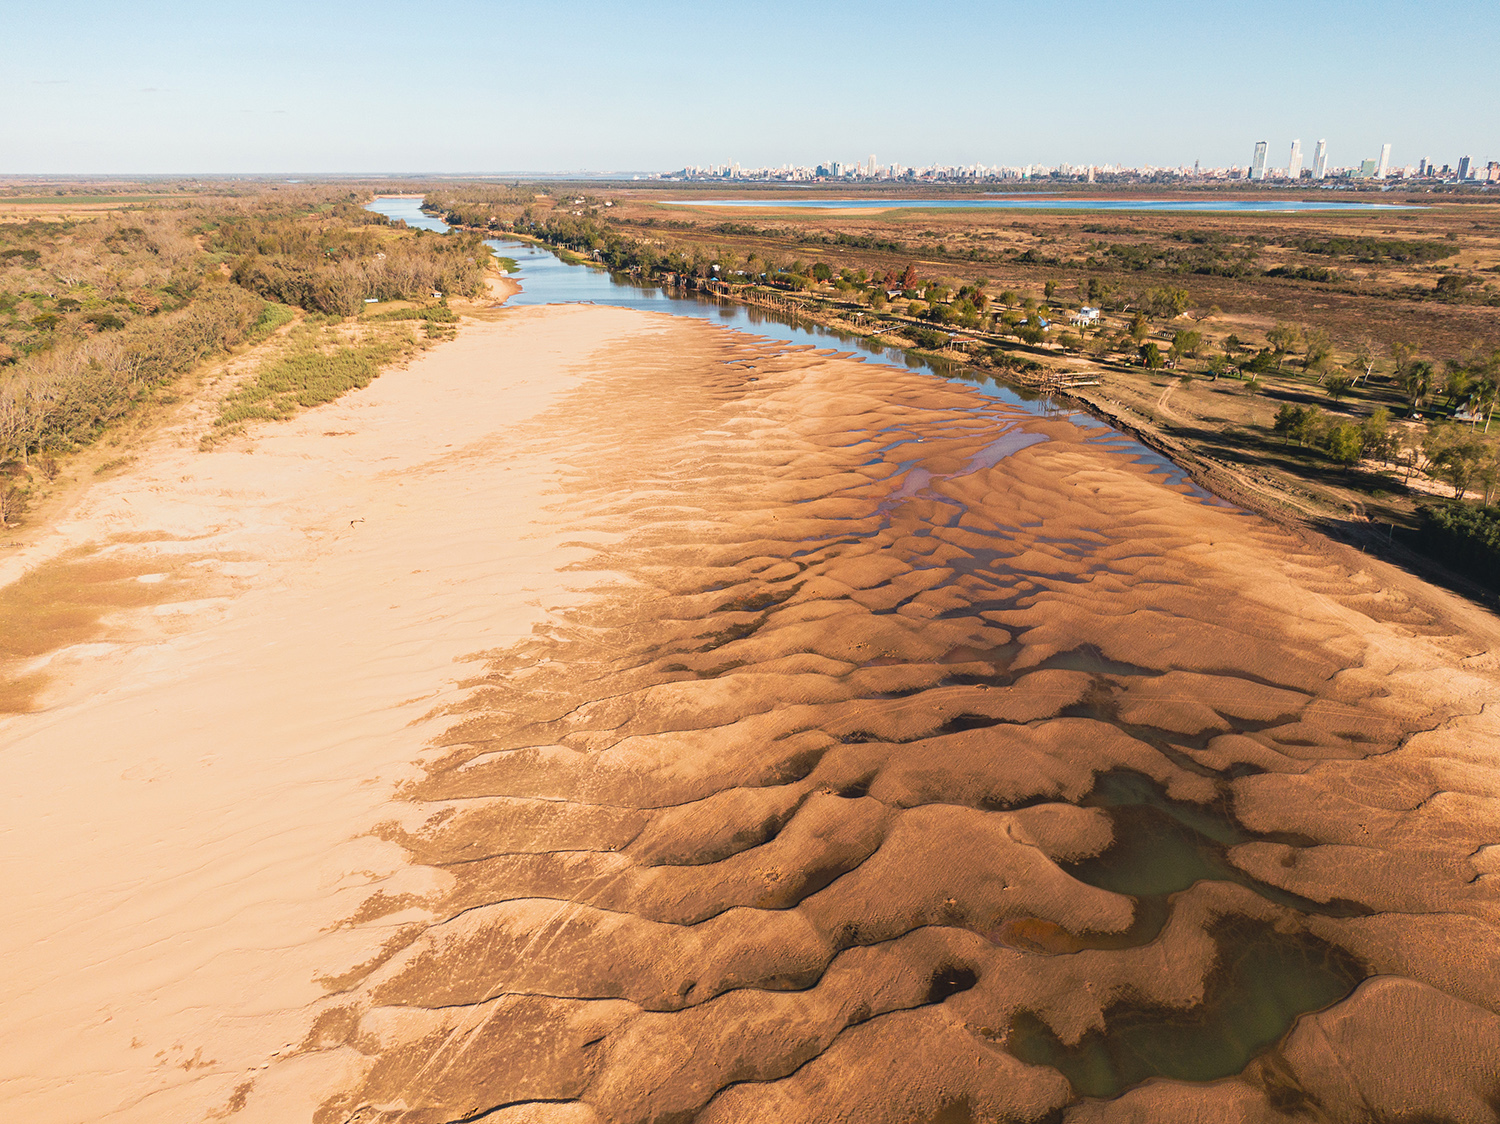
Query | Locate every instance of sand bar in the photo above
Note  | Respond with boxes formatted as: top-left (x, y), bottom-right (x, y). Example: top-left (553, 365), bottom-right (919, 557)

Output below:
top-left (2, 304), bottom-right (1498, 1123)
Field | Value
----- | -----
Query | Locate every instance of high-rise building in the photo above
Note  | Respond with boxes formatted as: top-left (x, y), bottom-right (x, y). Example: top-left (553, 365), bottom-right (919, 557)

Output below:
top-left (869, 155), bottom-right (877, 178)
top-left (1418, 158), bottom-right (1428, 177)
top-left (1376, 143), bottom-right (1392, 178)
top-left (1458, 155), bottom-right (1472, 180)
top-left (1312, 139), bottom-right (1328, 180)
top-left (1287, 139), bottom-right (1303, 180)
top-left (1251, 141), bottom-right (1268, 181)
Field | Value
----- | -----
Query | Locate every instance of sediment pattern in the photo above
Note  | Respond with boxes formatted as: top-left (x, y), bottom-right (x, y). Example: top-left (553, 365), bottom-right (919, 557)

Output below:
top-left (312, 318), bottom-right (1500, 1123)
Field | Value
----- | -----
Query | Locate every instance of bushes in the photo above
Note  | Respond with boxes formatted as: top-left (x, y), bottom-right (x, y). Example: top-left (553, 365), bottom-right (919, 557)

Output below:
top-left (907, 327), bottom-right (950, 351)
top-left (1412, 502), bottom-right (1500, 591)
top-left (217, 208), bottom-right (490, 316)
top-left (0, 286), bottom-right (266, 462)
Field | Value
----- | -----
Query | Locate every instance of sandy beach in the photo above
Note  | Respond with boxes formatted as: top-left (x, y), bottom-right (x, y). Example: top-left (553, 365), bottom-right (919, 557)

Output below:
top-left (2, 304), bottom-right (1498, 1123)
top-left (0, 305), bottom-right (651, 1122)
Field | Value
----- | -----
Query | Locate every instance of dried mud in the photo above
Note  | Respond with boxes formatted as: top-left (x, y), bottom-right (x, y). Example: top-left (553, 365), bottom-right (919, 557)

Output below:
top-left (302, 316), bottom-right (1500, 1124)
top-left (282, 313), bottom-right (1500, 1122)
top-left (32, 310), bottom-right (1488, 1122)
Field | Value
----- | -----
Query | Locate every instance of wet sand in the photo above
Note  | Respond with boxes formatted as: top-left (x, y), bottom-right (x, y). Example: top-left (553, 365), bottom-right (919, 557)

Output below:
top-left (2, 305), bottom-right (1498, 1123)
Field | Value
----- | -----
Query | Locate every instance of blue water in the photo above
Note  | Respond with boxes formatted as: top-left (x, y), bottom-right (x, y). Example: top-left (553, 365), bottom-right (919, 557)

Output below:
top-left (366, 195), bottom-right (1228, 504)
top-left (661, 196), bottom-right (1418, 213)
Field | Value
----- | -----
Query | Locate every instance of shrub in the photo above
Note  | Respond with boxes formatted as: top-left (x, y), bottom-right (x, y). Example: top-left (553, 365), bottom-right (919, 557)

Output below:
top-left (1413, 502), bottom-right (1500, 591)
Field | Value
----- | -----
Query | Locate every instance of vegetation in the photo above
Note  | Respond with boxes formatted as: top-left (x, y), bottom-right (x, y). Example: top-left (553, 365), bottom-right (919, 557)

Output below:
top-left (1412, 502), bottom-right (1500, 592)
top-left (0, 187), bottom-right (485, 458)
top-left (1, 185), bottom-right (494, 524)
top-left (214, 327), bottom-right (405, 430)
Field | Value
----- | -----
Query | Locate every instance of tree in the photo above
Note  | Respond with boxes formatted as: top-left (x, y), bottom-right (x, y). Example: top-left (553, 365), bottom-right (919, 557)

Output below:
top-left (0, 484), bottom-right (26, 525)
top-left (1350, 336), bottom-right (1382, 385)
top-left (1139, 342), bottom-right (1163, 369)
top-left (1273, 403), bottom-right (1303, 443)
top-left (1401, 360), bottom-right (1434, 412)
top-left (1172, 329), bottom-right (1203, 364)
top-left (1324, 373), bottom-right (1353, 402)
top-left (1147, 286), bottom-right (1190, 319)
top-left (1361, 408), bottom-right (1392, 462)
top-left (1325, 422), bottom-right (1364, 466)
top-left (1425, 421), bottom-right (1487, 498)
top-left (1044, 279), bottom-right (1057, 299)
top-left (900, 264), bottom-right (919, 289)
top-left (1302, 328), bottom-right (1333, 378)
top-left (1266, 322), bottom-right (1300, 369)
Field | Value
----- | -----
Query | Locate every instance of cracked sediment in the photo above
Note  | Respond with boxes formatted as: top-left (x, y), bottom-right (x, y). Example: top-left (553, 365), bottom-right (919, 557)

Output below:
top-left (2, 305), bottom-right (1498, 1123)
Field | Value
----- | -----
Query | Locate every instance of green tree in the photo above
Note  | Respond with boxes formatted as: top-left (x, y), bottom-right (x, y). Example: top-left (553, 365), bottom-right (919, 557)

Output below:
top-left (1324, 373), bottom-right (1353, 402)
top-left (1139, 342), bottom-right (1163, 369)
top-left (1325, 422), bottom-right (1364, 466)
top-left (1266, 322), bottom-right (1300, 369)
top-left (1303, 328), bottom-right (1333, 377)
top-left (1425, 421), bottom-right (1487, 498)
top-left (1147, 286), bottom-right (1190, 319)
top-left (1401, 360), bottom-right (1434, 412)
top-left (1361, 408), bottom-right (1392, 462)
top-left (1172, 329), bottom-right (1203, 359)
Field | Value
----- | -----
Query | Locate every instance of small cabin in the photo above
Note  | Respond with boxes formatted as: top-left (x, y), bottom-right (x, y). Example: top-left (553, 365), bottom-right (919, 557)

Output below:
top-left (1070, 307), bottom-right (1101, 326)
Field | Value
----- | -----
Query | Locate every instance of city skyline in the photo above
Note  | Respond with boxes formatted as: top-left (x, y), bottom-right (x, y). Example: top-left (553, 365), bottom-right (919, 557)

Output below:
top-left (657, 133), bottom-right (1498, 185)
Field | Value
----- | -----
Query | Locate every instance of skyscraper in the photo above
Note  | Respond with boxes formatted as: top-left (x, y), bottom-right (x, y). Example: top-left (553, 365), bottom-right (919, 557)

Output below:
top-left (1458, 155), bottom-right (1472, 180)
top-left (1251, 141), bottom-right (1268, 181)
top-left (1312, 139), bottom-right (1328, 180)
top-left (1287, 139), bottom-right (1303, 180)
top-left (869, 155), bottom-right (877, 178)
top-left (1376, 143), bottom-right (1392, 178)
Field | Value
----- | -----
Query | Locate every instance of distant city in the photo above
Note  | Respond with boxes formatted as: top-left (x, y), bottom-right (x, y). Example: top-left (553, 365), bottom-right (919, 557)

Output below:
top-left (657, 142), bottom-right (1499, 186)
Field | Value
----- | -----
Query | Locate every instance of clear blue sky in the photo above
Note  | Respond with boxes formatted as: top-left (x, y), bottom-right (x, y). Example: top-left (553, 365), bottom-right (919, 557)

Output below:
top-left (3, 0), bottom-right (1495, 175)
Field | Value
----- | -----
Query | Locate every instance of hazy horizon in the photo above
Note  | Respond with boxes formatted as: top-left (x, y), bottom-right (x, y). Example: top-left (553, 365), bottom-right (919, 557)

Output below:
top-left (4, 0), bottom-right (1496, 176)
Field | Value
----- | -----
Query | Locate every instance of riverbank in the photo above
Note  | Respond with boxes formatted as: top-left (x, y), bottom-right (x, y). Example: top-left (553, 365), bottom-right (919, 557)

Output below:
top-left (0, 304), bottom-right (646, 1123)
top-left (445, 213), bottom-right (1495, 607)
top-left (3, 302), bottom-right (1497, 1123)
top-left (308, 305), bottom-right (1500, 1124)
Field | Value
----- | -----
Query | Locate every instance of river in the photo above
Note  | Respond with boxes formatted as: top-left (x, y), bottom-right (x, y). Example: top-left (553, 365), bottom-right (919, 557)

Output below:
top-left (365, 195), bottom-right (1217, 500)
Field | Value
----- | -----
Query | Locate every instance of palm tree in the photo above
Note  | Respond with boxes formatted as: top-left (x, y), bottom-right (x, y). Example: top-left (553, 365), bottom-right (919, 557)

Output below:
top-left (1400, 360), bottom-right (1433, 413)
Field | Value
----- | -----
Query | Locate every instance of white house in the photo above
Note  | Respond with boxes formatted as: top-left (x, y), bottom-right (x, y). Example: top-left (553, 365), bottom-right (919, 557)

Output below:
top-left (1070, 306), bottom-right (1101, 327)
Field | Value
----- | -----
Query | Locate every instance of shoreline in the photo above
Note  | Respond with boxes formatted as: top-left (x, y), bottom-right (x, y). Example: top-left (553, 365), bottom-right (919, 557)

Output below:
top-left (442, 215), bottom-right (1498, 612)
top-left (2, 302), bottom-right (1497, 1121)
top-left (0, 304), bottom-right (651, 1122)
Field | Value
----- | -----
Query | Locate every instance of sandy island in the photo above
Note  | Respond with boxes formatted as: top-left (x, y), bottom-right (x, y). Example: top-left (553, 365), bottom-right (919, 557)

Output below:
top-left (1, 304), bottom-right (1498, 1123)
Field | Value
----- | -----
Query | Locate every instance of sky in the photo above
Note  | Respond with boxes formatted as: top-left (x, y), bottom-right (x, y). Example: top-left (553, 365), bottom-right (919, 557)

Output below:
top-left (3, 0), bottom-right (1496, 175)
